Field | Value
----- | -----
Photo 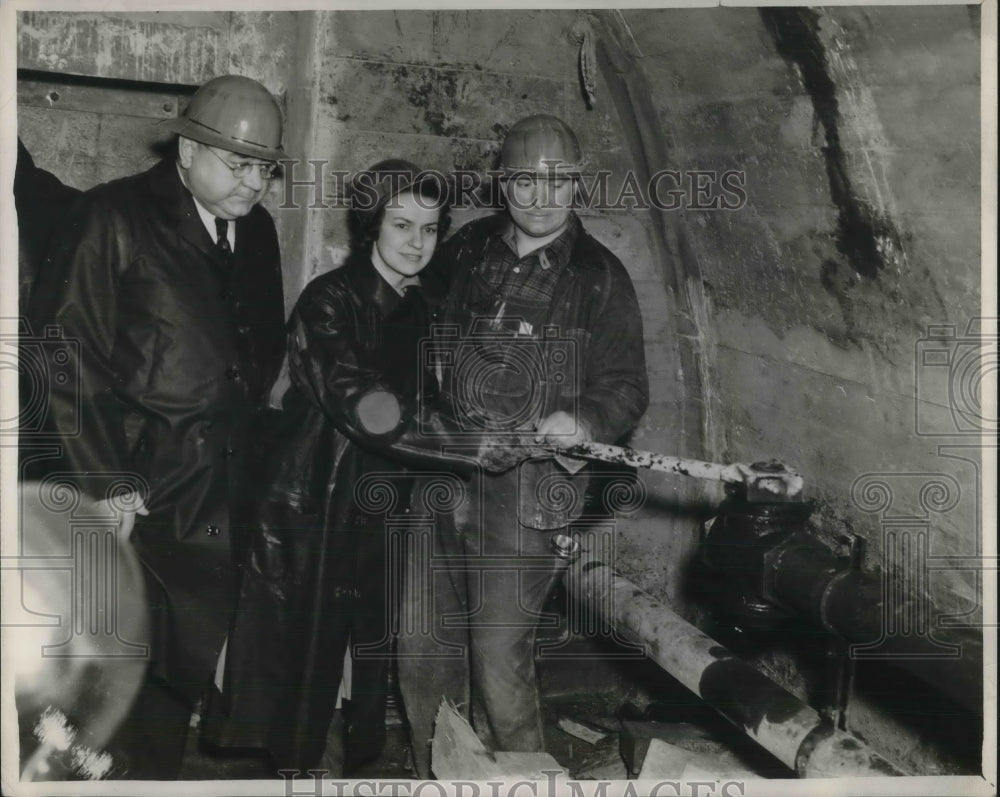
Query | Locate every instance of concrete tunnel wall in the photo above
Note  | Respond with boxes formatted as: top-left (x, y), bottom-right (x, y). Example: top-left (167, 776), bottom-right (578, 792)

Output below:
top-left (14, 7), bottom-right (985, 774)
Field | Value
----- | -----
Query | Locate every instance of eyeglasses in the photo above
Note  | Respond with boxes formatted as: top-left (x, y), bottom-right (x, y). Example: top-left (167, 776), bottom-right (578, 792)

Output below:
top-left (204, 146), bottom-right (278, 180)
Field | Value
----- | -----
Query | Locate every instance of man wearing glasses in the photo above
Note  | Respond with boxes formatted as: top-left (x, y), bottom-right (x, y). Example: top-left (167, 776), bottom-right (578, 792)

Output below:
top-left (27, 75), bottom-right (287, 778)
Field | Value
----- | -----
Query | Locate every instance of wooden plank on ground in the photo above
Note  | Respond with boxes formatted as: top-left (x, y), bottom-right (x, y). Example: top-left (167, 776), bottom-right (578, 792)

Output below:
top-left (431, 699), bottom-right (568, 781)
top-left (431, 700), bottom-right (503, 780)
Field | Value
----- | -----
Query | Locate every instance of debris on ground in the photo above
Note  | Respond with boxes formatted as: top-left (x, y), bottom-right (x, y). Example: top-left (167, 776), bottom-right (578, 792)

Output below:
top-left (431, 699), bottom-right (568, 781)
top-left (575, 749), bottom-right (628, 780)
top-left (557, 717), bottom-right (610, 745)
top-left (639, 738), bottom-right (756, 780)
top-left (620, 717), bottom-right (716, 776)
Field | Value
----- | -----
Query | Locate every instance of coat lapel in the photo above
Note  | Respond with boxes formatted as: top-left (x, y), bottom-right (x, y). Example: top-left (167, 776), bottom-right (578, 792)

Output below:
top-left (347, 255), bottom-right (401, 319)
top-left (146, 157), bottom-right (220, 260)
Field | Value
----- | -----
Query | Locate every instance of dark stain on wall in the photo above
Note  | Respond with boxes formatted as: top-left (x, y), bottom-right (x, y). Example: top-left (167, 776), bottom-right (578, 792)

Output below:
top-left (391, 63), bottom-right (463, 138)
top-left (760, 8), bottom-right (903, 285)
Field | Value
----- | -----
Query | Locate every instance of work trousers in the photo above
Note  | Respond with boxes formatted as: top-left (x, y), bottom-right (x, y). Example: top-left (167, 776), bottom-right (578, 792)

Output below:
top-left (397, 470), bottom-right (568, 779)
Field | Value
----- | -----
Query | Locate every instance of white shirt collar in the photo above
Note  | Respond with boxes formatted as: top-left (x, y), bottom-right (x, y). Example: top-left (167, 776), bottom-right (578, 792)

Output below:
top-left (177, 163), bottom-right (236, 250)
top-left (192, 195), bottom-right (236, 251)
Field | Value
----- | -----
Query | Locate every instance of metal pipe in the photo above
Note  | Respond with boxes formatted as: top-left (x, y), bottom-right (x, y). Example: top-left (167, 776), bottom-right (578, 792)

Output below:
top-left (762, 531), bottom-right (983, 714)
top-left (566, 556), bottom-right (908, 777)
top-left (700, 494), bottom-right (983, 716)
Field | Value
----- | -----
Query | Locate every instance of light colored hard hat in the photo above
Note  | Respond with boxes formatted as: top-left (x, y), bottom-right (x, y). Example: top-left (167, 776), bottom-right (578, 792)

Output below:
top-left (169, 75), bottom-right (284, 161)
top-left (499, 114), bottom-right (582, 177)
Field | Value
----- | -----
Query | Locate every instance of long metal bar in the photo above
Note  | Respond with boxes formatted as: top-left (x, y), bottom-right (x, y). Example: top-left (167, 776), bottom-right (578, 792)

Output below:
top-left (562, 442), bottom-right (739, 482)
top-left (559, 442), bottom-right (804, 500)
top-left (565, 555), bottom-right (908, 777)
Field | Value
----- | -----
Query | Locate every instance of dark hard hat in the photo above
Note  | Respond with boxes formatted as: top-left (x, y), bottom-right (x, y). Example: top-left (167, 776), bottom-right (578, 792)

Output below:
top-left (168, 75), bottom-right (284, 161)
top-left (348, 158), bottom-right (448, 235)
top-left (499, 115), bottom-right (582, 177)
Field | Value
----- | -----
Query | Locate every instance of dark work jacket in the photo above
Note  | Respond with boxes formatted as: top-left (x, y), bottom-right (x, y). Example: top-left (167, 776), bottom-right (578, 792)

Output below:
top-left (16, 137), bottom-right (81, 308)
top-left (27, 157), bottom-right (286, 700)
top-left (206, 255), bottom-right (458, 771)
top-left (423, 212), bottom-right (650, 529)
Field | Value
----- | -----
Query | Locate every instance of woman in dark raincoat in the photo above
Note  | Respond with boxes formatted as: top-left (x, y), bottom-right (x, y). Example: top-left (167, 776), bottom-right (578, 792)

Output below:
top-left (205, 160), bottom-right (454, 774)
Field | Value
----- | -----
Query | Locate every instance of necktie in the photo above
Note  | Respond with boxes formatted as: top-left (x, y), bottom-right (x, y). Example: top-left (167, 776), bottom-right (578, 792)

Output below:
top-left (214, 217), bottom-right (232, 256)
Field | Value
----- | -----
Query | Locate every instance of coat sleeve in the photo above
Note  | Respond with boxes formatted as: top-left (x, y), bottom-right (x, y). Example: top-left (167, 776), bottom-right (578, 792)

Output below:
top-left (416, 214), bottom-right (496, 298)
top-left (26, 195), bottom-right (138, 501)
top-left (575, 256), bottom-right (650, 444)
top-left (238, 208), bottom-right (287, 408)
top-left (16, 138), bottom-right (82, 307)
top-left (288, 281), bottom-right (384, 433)
top-left (288, 281), bottom-right (477, 473)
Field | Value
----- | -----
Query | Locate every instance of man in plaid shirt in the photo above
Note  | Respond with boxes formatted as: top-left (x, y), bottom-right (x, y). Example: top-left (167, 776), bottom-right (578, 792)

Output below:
top-left (398, 115), bottom-right (649, 778)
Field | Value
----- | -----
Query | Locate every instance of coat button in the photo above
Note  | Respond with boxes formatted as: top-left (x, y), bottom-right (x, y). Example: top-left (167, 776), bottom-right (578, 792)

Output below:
top-left (222, 448), bottom-right (235, 458)
top-left (225, 366), bottom-right (242, 381)
top-left (206, 525), bottom-right (221, 537)
top-left (238, 325), bottom-right (250, 336)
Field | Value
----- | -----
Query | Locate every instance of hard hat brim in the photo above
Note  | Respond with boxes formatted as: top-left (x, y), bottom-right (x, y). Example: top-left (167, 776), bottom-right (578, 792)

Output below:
top-left (165, 116), bottom-right (285, 162)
